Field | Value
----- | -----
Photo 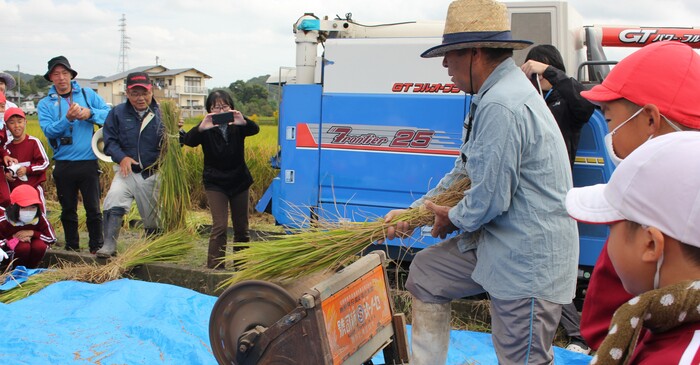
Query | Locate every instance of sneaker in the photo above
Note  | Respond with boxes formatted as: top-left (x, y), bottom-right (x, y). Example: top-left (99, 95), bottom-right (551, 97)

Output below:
top-left (566, 341), bottom-right (591, 355)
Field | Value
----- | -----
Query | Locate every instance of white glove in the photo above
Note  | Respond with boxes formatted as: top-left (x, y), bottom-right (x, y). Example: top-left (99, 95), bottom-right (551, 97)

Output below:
top-left (0, 248), bottom-right (8, 261)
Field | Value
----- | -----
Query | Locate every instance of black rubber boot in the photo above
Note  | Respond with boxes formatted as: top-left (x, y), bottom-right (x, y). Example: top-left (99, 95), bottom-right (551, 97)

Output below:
top-left (96, 211), bottom-right (123, 258)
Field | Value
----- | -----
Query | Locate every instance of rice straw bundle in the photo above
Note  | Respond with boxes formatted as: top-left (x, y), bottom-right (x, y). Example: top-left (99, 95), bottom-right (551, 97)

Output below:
top-left (0, 230), bottom-right (194, 303)
top-left (157, 100), bottom-right (191, 231)
top-left (219, 177), bottom-right (471, 288)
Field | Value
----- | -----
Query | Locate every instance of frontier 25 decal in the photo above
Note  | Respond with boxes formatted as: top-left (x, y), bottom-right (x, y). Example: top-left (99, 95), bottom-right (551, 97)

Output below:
top-left (295, 123), bottom-right (461, 156)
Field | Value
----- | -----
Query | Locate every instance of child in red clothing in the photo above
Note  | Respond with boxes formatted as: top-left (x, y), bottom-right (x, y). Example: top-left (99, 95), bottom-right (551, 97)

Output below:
top-left (0, 94), bottom-right (16, 207)
top-left (3, 107), bottom-right (50, 207)
top-left (567, 132), bottom-right (700, 365)
top-left (0, 185), bottom-right (56, 268)
top-left (576, 42), bottom-right (700, 351)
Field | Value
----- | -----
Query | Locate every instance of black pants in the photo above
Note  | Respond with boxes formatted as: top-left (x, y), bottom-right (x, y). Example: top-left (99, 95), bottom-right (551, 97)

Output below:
top-left (52, 160), bottom-right (103, 251)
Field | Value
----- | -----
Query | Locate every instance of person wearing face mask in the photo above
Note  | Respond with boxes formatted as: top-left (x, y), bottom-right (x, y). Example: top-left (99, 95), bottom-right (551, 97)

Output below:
top-left (0, 185), bottom-right (56, 269)
top-left (566, 132), bottom-right (700, 365)
top-left (576, 41), bottom-right (700, 351)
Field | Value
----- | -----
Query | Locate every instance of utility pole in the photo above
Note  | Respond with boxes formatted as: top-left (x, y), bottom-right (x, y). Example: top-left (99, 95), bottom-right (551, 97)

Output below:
top-left (17, 64), bottom-right (20, 104)
top-left (118, 14), bottom-right (130, 73)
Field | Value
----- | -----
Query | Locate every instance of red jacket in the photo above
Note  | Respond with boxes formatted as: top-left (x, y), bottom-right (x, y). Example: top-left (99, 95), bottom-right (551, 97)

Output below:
top-left (581, 239), bottom-right (637, 349)
top-left (0, 206), bottom-right (56, 244)
top-left (629, 323), bottom-right (700, 364)
top-left (4, 135), bottom-right (49, 190)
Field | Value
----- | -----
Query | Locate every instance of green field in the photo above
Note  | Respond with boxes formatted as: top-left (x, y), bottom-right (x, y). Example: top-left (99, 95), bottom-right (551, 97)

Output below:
top-left (24, 115), bottom-right (279, 213)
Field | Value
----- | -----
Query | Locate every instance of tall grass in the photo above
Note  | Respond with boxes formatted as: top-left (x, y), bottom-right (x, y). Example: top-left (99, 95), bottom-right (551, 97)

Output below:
top-left (158, 101), bottom-right (190, 230)
top-left (25, 114), bottom-right (278, 215)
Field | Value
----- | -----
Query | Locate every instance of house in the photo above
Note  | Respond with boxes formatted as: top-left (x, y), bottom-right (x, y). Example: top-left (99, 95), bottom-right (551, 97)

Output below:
top-left (96, 65), bottom-right (211, 115)
top-left (75, 78), bottom-right (99, 92)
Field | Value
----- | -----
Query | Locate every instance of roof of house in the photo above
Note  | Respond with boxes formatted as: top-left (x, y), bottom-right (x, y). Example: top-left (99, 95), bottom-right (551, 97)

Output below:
top-left (156, 68), bottom-right (211, 78)
top-left (99, 66), bottom-right (211, 83)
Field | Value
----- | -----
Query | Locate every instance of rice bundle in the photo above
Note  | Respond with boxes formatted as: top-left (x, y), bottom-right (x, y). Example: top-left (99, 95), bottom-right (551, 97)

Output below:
top-left (219, 177), bottom-right (471, 288)
top-left (0, 230), bottom-right (194, 303)
top-left (158, 100), bottom-right (191, 231)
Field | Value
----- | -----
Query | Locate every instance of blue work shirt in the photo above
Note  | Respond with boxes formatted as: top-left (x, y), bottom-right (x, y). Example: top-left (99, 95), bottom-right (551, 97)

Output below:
top-left (411, 58), bottom-right (578, 304)
top-left (38, 81), bottom-right (110, 161)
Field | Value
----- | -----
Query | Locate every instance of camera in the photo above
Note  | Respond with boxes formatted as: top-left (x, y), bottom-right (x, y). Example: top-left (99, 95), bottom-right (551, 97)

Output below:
top-left (59, 137), bottom-right (73, 145)
top-left (212, 111), bottom-right (234, 126)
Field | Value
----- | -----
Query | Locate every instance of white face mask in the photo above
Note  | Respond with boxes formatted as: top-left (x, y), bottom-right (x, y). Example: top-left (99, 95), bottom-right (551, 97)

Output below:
top-left (653, 251), bottom-right (664, 290)
top-left (604, 108), bottom-right (644, 166)
top-left (19, 207), bottom-right (38, 224)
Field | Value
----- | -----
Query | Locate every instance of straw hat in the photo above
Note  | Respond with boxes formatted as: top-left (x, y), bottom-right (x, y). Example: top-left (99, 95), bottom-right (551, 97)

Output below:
top-left (0, 72), bottom-right (16, 90)
top-left (422, 0), bottom-right (532, 58)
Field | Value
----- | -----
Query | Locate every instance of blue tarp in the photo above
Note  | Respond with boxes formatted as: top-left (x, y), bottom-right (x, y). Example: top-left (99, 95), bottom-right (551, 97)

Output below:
top-left (0, 266), bottom-right (47, 291)
top-left (0, 279), bottom-right (592, 364)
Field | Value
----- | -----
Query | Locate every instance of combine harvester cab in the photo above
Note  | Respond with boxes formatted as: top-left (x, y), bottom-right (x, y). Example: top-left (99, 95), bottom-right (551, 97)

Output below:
top-left (258, 2), bottom-right (628, 278)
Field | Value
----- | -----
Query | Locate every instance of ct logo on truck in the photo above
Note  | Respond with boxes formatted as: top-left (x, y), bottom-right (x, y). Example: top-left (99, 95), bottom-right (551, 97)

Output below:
top-left (296, 123), bottom-right (460, 156)
top-left (603, 27), bottom-right (700, 47)
top-left (391, 82), bottom-right (462, 93)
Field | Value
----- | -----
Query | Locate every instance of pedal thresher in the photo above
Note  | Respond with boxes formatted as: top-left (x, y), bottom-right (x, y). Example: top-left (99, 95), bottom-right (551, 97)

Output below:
top-left (209, 251), bottom-right (409, 364)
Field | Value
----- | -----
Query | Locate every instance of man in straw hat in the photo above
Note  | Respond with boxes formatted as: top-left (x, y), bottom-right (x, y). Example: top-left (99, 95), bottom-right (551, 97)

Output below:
top-left (37, 56), bottom-right (110, 254)
top-left (384, 0), bottom-right (578, 363)
top-left (574, 40), bottom-right (700, 351)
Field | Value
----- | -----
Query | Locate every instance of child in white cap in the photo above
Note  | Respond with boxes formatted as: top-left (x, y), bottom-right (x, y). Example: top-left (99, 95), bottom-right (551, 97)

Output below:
top-left (566, 131), bottom-right (700, 365)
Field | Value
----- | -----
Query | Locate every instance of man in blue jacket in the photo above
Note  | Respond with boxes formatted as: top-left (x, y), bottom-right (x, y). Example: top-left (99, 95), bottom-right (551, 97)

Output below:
top-left (96, 72), bottom-right (163, 258)
top-left (38, 56), bottom-right (110, 253)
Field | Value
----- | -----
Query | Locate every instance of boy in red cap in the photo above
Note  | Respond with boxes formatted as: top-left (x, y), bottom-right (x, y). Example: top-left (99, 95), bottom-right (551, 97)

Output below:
top-left (566, 132), bottom-right (700, 365)
top-left (3, 107), bottom-right (50, 208)
top-left (0, 185), bottom-right (56, 268)
top-left (576, 41), bottom-right (700, 351)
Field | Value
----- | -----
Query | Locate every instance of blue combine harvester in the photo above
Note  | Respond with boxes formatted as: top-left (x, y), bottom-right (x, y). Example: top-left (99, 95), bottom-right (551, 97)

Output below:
top-left (257, 2), bottom-right (616, 292)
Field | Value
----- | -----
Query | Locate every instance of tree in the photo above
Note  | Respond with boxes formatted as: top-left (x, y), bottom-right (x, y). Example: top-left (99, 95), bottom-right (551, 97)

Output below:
top-left (228, 80), bottom-right (268, 105)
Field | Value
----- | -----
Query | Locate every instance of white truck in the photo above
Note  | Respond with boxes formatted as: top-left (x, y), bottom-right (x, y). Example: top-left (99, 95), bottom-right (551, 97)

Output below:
top-left (20, 101), bottom-right (37, 116)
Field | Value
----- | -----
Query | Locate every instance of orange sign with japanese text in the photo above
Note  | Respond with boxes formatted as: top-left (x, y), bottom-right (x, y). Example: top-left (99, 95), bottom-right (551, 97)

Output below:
top-left (321, 266), bottom-right (393, 365)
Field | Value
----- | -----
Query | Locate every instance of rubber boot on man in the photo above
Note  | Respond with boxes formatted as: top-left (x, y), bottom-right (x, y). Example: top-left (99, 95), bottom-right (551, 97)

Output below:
top-left (96, 207), bottom-right (125, 258)
top-left (410, 296), bottom-right (451, 365)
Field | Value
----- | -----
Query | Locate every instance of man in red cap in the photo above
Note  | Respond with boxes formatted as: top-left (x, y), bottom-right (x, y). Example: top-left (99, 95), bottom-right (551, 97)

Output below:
top-left (97, 72), bottom-right (164, 258)
top-left (577, 40), bottom-right (700, 351)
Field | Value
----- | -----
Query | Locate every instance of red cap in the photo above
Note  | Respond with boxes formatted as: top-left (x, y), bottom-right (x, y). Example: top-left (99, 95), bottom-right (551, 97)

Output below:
top-left (4, 107), bottom-right (25, 122)
top-left (126, 72), bottom-right (152, 90)
top-left (581, 41), bottom-right (700, 129)
top-left (10, 185), bottom-right (42, 207)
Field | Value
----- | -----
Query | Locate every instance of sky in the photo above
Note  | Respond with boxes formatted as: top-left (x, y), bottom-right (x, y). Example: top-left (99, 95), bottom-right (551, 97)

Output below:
top-left (2, 0), bottom-right (699, 88)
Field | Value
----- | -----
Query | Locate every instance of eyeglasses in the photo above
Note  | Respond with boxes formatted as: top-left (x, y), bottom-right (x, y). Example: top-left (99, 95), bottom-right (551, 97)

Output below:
top-left (129, 91), bottom-right (150, 98)
top-left (212, 105), bottom-right (231, 112)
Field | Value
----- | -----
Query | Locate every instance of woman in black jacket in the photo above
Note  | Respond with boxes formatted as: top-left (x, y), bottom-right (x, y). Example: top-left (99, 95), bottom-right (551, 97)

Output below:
top-left (521, 44), bottom-right (595, 168)
top-left (182, 90), bottom-right (260, 269)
